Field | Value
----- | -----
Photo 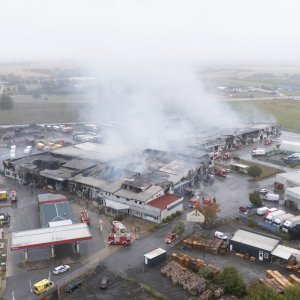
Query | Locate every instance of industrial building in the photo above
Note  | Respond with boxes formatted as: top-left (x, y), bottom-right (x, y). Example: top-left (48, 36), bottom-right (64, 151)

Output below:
top-left (229, 229), bottom-right (280, 262)
top-left (275, 171), bottom-right (300, 189)
top-left (2, 122), bottom-right (281, 223)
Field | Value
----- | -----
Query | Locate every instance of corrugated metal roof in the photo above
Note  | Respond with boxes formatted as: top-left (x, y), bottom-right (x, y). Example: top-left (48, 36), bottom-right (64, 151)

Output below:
top-left (271, 245), bottom-right (293, 260)
top-left (230, 229), bottom-right (280, 251)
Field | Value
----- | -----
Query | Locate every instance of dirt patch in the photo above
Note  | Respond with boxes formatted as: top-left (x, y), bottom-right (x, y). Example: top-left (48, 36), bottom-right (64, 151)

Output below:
top-left (59, 264), bottom-right (160, 300)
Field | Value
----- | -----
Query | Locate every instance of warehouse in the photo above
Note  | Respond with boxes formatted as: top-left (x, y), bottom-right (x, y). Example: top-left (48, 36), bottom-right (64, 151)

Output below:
top-left (280, 141), bottom-right (300, 154)
top-left (275, 171), bottom-right (300, 189)
top-left (229, 229), bottom-right (280, 262)
top-left (284, 186), bottom-right (300, 210)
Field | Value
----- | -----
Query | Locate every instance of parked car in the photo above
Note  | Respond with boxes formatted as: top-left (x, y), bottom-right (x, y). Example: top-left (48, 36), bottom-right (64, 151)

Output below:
top-left (99, 277), bottom-right (110, 289)
top-left (239, 206), bottom-right (247, 213)
top-left (260, 188), bottom-right (268, 194)
top-left (53, 265), bottom-right (70, 275)
top-left (215, 231), bottom-right (228, 240)
top-left (64, 281), bottom-right (81, 293)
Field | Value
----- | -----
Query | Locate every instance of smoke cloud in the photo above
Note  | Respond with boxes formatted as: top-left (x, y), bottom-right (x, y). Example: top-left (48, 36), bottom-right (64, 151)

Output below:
top-left (1, 0), bottom-right (297, 153)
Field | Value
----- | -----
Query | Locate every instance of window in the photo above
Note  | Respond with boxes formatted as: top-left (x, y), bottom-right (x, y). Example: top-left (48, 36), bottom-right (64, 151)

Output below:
top-left (135, 201), bottom-right (137, 203)
top-left (264, 252), bottom-right (269, 259)
top-left (116, 196), bottom-right (120, 199)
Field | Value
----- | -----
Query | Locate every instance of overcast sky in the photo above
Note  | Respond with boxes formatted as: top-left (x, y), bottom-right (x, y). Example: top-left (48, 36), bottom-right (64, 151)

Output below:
top-left (1, 0), bottom-right (299, 66)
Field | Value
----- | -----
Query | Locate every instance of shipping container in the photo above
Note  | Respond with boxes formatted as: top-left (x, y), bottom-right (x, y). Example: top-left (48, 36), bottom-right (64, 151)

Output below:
top-left (144, 248), bottom-right (167, 267)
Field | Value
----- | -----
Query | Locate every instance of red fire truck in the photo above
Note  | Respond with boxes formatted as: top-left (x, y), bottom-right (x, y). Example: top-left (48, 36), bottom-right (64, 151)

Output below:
top-left (112, 221), bottom-right (126, 234)
top-left (80, 209), bottom-right (90, 225)
top-left (107, 233), bottom-right (132, 246)
top-left (9, 189), bottom-right (17, 202)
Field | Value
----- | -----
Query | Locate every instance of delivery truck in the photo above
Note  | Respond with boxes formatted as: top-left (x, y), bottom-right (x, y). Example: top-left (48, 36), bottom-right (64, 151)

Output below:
top-left (256, 206), bottom-right (269, 215)
top-left (282, 215), bottom-right (300, 233)
top-left (264, 209), bottom-right (286, 223)
top-left (273, 213), bottom-right (295, 228)
top-left (263, 193), bottom-right (280, 202)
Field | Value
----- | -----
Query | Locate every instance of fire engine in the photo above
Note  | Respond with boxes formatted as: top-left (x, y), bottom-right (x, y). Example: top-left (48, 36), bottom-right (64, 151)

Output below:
top-left (222, 152), bottom-right (231, 160)
top-left (107, 233), bottom-right (132, 246)
top-left (9, 189), bottom-right (17, 202)
top-left (80, 209), bottom-right (90, 225)
top-left (214, 168), bottom-right (227, 177)
top-left (189, 195), bottom-right (200, 208)
top-left (112, 221), bottom-right (126, 234)
top-left (203, 195), bottom-right (216, 206)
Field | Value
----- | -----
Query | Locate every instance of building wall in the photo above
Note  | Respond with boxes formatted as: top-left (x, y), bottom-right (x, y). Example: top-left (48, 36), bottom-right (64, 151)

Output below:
top-left (160, 199), bottom-right (184, 221)
top-left (229, 240), bottom-right (272, 262)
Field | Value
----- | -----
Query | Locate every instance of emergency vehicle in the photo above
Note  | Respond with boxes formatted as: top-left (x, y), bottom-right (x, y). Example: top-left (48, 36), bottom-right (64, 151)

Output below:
top-left (80, 208), bottom-right (90, 225)
top-left (112, 221), bottom-right (126, 234)
top-left (107, 233), bottom-right (132, 246)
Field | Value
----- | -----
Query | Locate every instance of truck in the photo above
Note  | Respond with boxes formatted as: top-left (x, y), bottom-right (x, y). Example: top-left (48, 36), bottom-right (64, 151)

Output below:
top-left (165, 232), bottom-right (178, 244)
top-left (189, 195), bottom-right (200, 208)
top-left (256, 206), bottom-right (269, 216)
top-left (0, 191), bottom-right (7, 201)
top-left (9, 189), bottom-right (17, 202)
top-left (80, 209), bottom-right (90, 225)
top-left (282, 215), bottom-right (300, 233)
top-left (107, 233), bottom-right (131, 246)
top-left (284, 153), bottom-right (300, 164)
top-left (214, 168), bottom-right (227, 177)
top-left (263, 193), bottom-right (280, 202)
top-left (112, 221), bottom-right (126, 234)
top-left (273, 213), bottom-right (295, 228)
top-left (144, 248), bottom-right (167, 267)
top-left (252, 148), bottom-right (266, 157)
top-left (33, 279), bottom-right (54, 294)
top-left (264, 209), bottom-right (286, 223)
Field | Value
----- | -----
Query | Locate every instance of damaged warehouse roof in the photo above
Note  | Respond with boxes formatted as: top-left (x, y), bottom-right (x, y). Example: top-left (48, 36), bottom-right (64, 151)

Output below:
top-left (52, 142), bottom-right (127, 162)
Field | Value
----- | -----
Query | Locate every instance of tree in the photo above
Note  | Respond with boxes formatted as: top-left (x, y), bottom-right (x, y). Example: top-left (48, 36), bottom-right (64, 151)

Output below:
top-left (245, 283), bottom-right (283, 300)
top-left (216, 267), bottom-right (245, 297)
top-left (249, 191), bottom-right (263, 207)
top-left (173, 221), bottom-right (185, 236)
top-left (195, 202), bottom-right (220, 226)
top-left (248, 165), bottom-right (262, 180)
top-left (0, 94), bottom-right (14, 110)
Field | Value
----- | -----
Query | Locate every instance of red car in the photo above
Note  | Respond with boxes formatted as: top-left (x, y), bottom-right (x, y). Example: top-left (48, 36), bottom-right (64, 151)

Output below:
top-left (264, 139), bottom-right (273, 145)
top-left (165, 233), bottom-right (177, 244)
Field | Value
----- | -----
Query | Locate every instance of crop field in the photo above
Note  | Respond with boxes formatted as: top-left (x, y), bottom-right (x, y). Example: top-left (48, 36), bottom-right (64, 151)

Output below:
top-left (228, 99), bottom-right (300, 131)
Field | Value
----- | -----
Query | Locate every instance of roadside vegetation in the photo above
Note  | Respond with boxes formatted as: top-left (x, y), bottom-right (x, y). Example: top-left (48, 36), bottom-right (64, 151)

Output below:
top-left (237, 159), bottom-right (282, 180)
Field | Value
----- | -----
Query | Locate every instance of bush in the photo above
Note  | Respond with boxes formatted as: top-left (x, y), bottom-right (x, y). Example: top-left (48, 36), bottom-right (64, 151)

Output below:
top-left (233, 155), bottom-right (240, 161)
top-left (114, 215), bottom-right (123, 221)
top-left (175, 211), bottom-right (182, 216)
top-left (216, 267), bottom-right (245, 297)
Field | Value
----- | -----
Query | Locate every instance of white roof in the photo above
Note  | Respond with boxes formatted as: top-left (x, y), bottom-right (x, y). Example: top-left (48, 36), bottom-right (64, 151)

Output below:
top-left (144, 248), bottom-right (166, 259)
top-left (280, 141), bottom-right (300, 153)
top-left (11, 223), bottom-right (92, 250)
top-left (159, 160), bottom-right (199, 175)
top-left (230, 229), bottom-right (279, 252)
top-left (231, 163), bottom-right (249, 169)
top-left (271, 244), bottom-right (300, 260)
top-left (276, 171), bottom-right (300, 186)
top-left (48, 220), bottom-right (73, 227)
top-left (286, 186), bottom-right (300, 199)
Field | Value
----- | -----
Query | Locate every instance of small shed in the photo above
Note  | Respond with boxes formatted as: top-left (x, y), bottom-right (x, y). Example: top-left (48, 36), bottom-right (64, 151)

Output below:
top-left (186, 210), bottom-right (205, 223)
top-left (229, 229), bottom-right (280, 262)
top-left (285, 186), bottom-right (300, 209)
top-left (144, 248), bottom-right (167, 267)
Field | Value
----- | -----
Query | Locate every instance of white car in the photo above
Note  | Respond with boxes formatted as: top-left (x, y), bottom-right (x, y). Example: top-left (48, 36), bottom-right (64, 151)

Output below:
top-left (260, 188), bottom-right (268, 194)
top-left (215, 231), bottom-right (228, 240)
top-left (53, 265), bottom-right (70, 275)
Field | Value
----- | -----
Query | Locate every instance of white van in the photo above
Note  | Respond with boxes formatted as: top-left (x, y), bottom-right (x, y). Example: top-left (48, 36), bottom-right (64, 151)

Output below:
top-left (256, 206), bottom-right (269, 215)
top-left (263, 193), bottom-right (280, 202)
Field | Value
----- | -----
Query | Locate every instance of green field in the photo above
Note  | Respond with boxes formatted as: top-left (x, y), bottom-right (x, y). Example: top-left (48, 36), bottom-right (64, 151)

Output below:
top-left (239, 159), bottom-right (283, 180)
top-left (228, 99), bottom-right (300, 131)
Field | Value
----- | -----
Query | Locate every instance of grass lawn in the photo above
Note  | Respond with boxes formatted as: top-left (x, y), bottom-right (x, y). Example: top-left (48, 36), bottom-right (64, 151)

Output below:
top-left (228, 99), bottom-right (300, 131)
top-left (238, 159), bottom-right (283, 180)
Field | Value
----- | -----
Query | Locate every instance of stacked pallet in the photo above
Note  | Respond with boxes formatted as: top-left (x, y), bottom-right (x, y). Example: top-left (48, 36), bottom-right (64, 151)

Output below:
top-left (161, 261), bottom-right (207, 296)
top-left (286, 261), bottom-right (300, 273)
top-left (259, 270), bottom-right (293, 293)
top-left (171, 252), bottom-right (221, 277)
top-left (289, 274), bottom-right (300, 284)
top-left (182, 237), bottom-right (226, 255)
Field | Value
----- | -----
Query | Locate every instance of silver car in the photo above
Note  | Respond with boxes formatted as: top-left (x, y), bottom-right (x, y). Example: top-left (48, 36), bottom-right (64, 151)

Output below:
top-left (53, 265), bottom-right (70, 275)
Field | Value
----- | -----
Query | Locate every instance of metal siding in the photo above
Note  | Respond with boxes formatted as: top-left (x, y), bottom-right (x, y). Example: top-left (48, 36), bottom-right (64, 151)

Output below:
top-left (147, 252), bottom-right (166, 267)
top-left (229, 240), bottom-right (271, 262)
